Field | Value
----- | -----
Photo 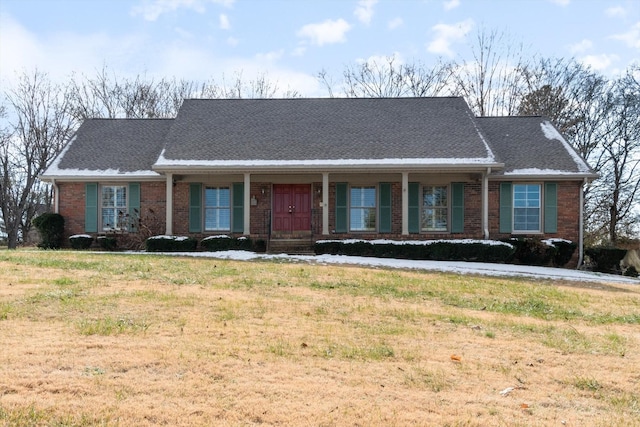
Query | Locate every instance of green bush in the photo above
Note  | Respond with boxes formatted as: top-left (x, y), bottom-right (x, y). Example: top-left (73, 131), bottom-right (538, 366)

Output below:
top-left (97, 236), bottom-right (118, 251)
top-left (32, 213), bottom-right (65, 249)
top-left (506, 238), bottom-right (556, 266)
top-left (200, 235), bottom-right (255, 252)
top-left (69, 234), bottom-right (93, 250)
top-left (314, 239), bottom-right (515, 264)
top-left (585, 247), bottom-right (628, 274)
top-left (623, 266), bottom-right (638, 278)
top-left (145, 235), bottom-right (198, 252)
top-left (545, 239), bottom-right (577, 267)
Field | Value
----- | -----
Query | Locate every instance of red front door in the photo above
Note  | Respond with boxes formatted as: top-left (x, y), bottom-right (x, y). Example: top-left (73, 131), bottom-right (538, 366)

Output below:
top-left (273, 184), bottom-right (311, 233)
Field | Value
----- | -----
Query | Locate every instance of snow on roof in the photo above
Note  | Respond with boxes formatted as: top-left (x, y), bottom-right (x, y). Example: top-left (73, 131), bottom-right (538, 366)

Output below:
top-left (154, 149), bottom-right (499, 169)
top-left (540, 121), bottom-right (592, 173)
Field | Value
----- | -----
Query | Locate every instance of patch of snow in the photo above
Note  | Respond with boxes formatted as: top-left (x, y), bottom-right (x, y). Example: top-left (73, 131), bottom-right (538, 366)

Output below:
top-left (201, 235), bottom-right (231, 241)
top-left (148, 235), bottom-right (190, 241)
top-left (155, 149), bottom-right (498, 168)
top-left (137, 250), bottom-right (639, 285)
top-left (316, 238), bottom-right (513, 248)
top-left (505, 168), bottom-right (585, 176)
top-left (540, 121), bottom-right (592, 173)
top-left (69, 234), bottom-right (92, 239)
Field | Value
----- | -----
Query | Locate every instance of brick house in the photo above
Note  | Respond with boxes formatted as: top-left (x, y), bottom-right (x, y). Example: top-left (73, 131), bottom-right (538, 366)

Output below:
top-left (41, 97), bottom-right (597, 263)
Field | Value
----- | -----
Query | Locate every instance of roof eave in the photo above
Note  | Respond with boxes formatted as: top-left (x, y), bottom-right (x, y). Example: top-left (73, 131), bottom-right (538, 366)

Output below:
top-left (152, 161), bottom-right (504, 175)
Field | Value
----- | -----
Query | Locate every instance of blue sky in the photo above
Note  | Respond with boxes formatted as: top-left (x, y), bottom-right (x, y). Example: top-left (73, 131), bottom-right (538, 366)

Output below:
top-left (1, 0), bottom-right (638, 96)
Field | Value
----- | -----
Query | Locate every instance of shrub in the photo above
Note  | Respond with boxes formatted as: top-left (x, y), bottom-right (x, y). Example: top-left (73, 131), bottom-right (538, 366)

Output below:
top-left (585, 247), bottom-right (628, 274)
top-left (200, 235), bottom-right (255, 252)
top-left (506, 238), bottom-right (556, 266)
top-left (97, 236), bottom-right (118, 251)
top-left (544, 239), bottom-right (577, 267)
top-left (32, 213), bottom-right (65, 249)
top-left (69, 234), bottom-right (93, 250)
top-left (623, 266), bottom-right (638, 278)
top-left (146, 235), bottom-right (198, 252)
top-left (315, 239), bottom-right (515, 264)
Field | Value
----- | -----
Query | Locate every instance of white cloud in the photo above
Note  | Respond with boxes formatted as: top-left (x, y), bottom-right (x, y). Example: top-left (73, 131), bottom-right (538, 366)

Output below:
top-left (131, 0), bottom-right (235, 22)
top-left (427, 19), bottom-right (474, 57)
top-left (354, 0), bottom-right (377, 25)
top-left (219, 13), bottom-right (230, 30)
top-left (569, 39), bottom-right (592, 54)
top-left (610, 22), bottom-right (640, 49)
top-left (548, 0), bottom-right (570, 6)
top-left (387, 17), bottom-right (403, 30)
top-left (580, 54), bottom-right (619, 71)
top-left (443, 0), bottom-right (460, 11)
top-left (605, 6), bottom-right (625, 17)
top-left (226, 36), bottom-right (239, 47)
top-left (297, 19), bottom-right (351, 46)
top-left (255, 49), bottom-right (284, 62)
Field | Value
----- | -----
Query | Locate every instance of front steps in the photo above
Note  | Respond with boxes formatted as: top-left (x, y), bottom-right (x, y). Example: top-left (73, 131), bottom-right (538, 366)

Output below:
top-left (267, 238), bottom-right (315, 255)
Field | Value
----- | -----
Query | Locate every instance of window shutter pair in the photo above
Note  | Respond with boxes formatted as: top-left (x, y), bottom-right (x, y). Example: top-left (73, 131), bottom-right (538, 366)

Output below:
top-left (408, 182), bottom-right (464, 233)
top-left (499, 182), bottom-right (557, 233)
top-left (84, 183), bottom-right (140, 233)
top-left (189, 183), bottom-right (244, 233)
top-left (334, 183), bottom-right (394, 233)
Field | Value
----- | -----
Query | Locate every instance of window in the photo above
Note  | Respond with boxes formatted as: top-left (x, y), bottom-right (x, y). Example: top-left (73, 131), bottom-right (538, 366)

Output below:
top-left (350, 186), bottom-right (376, 231)
top-left (422, 185), bottom-right (448, 231)
top-left (101, 185), bottom-right (127, 230)
top-left (513, 184), bottom-right (541, 232)
top-left (204, 187), bottom-right (231, 231)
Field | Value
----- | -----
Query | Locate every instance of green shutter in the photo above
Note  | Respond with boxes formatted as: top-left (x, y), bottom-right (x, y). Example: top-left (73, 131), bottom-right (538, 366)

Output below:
top-left (189, 183), bottom-right (202, 233)
top-left (544, 182), bottom-right (558, 233)
top-left (451, 182), bottom-right (464, 233)
top-left (379, 183), bottom-right (392, 233)
top-left (408, 182), bottom-right (420, 234)
top-left (335, 183), bottom-right (348, 233)
top-left (128, 183), bottom-right (140, 232)
top-left (232, 182), bottom-right (244, 233)
top-left (499, 182), bottom-right (512, 234)
top-left (85, 183), bottom-right (98, 233)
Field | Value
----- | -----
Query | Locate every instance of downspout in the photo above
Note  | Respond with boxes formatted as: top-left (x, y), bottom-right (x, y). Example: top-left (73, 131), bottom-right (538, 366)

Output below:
top-left (578, 177), bottom-right (586, 269)
top-left (52, 179), bottom-right (59, 214)
top-left (483, 168), bottom-right (490, 239)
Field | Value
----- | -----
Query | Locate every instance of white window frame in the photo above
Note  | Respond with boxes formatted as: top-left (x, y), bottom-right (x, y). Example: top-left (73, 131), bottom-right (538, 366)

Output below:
top-left (512, 183), bottom-right (542, 233)
top-left (421, 185), bottom-right (449, 232)
top-left (100, 185), bottom-right (127, 231)
top-left (204, 186), bottom-right (231, 231)
top-left (349, 186), bottom-right (376, 232)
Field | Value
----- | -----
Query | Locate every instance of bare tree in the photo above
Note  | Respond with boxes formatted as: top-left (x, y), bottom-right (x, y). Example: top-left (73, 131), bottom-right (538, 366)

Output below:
top-left (0, 70), bottom-right (75, 248)
top-left (318, 55), bottom-right (453, 98)
top-left (451, 28), bottom-right (529, 116)
top-left (200, 71), bottom-right (301, 99)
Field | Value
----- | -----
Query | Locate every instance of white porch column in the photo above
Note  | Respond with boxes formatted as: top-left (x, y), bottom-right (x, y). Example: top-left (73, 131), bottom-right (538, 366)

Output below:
top-left (244, 173), bottom-right (251, 235)
top-left (402, 172), bottom-right (409, 235)
top-left (165, 173), bottom-right (173, 235)
top-left (482, 168), bottom-right (490, 239)
top-left (322, 172), bottom-right (329, 235)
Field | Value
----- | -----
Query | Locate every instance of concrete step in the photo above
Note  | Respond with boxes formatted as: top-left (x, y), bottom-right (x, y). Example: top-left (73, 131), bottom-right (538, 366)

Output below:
top-left (267, 239), bottom-right (315, 255)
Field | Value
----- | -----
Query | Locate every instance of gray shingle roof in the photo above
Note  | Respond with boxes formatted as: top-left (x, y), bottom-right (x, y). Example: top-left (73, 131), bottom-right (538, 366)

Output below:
top-left (477, 116), bottom-right (597, 177)
top-left (45, 119), bottom-right (173, 177)
top-left (42, 98), bottom-right (596, 180)
top-left (158, 97), bottom-right (497, 164)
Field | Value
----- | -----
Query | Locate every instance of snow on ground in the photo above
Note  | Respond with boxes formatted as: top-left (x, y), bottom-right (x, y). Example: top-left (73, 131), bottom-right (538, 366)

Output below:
top-left (147, 250), bottom-right (639, 286)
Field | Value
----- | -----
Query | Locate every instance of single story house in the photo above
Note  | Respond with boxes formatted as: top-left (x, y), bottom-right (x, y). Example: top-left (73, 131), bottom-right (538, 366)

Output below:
top-left (41, 97), bottom-right (597, 264)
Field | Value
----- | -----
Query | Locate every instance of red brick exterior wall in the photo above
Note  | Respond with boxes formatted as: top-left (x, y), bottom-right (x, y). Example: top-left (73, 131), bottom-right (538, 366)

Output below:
top-left (57, 181), bottom-right (166, 245)
top-left (58, 179), bottom-right (583, 261)
top-left (488, 180), bottom-right (581, 244)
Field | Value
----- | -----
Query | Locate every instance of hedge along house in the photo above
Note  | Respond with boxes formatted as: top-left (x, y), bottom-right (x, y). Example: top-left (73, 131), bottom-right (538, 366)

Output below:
top-left (41, 97), bottom-right (597, 265)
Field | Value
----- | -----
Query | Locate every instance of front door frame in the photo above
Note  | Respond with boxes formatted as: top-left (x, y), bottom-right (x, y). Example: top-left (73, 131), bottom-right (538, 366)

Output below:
top-left (272, 184), bottom-right (312, 235)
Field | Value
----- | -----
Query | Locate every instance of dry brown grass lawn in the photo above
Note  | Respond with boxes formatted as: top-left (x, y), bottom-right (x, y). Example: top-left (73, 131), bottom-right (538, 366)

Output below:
top-left (0, 250), bottom-right (639, 426)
